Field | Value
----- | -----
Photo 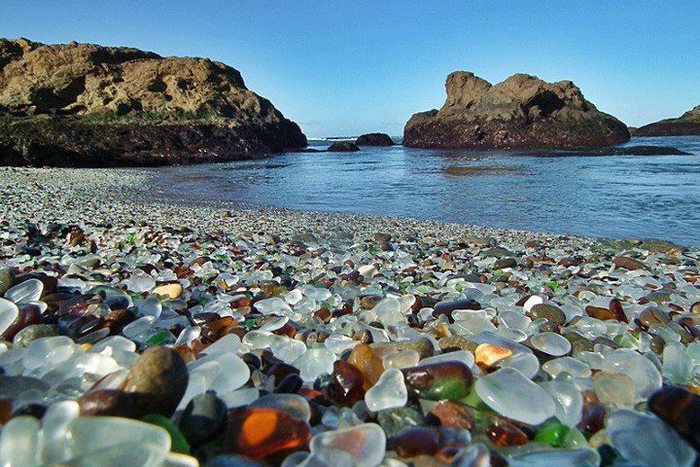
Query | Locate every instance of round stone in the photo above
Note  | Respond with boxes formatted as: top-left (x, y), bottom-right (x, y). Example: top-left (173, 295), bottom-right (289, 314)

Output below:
top-left (180, 392), bottom-right (227, 445)
top-left (120, 347), bottom-right (189, 417)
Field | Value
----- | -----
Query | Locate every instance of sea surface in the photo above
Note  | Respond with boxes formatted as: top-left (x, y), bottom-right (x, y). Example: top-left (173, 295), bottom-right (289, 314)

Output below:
top-left (152, 136), bottom-right (700, 246)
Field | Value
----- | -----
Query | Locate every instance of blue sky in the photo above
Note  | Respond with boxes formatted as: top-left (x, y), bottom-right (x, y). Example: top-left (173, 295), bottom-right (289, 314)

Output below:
top-left (2, 1), bottom-right (699, 136)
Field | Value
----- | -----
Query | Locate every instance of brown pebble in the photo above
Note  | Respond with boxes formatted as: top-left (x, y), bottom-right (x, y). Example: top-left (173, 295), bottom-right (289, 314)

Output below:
top-left (428, 401), bottom-right (473, 430)
top-left (119, 347), bottom-right (189, 418)
top-left (613, 256), bottom-right (646, 271)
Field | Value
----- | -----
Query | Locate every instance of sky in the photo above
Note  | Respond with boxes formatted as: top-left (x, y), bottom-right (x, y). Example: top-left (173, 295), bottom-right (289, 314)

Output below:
top-left (2, 1), bottom-right (699, 137)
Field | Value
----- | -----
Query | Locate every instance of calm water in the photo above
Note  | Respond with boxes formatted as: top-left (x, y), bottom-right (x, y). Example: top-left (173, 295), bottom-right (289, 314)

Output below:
top-left (152, 136), bottom-right (700, 246)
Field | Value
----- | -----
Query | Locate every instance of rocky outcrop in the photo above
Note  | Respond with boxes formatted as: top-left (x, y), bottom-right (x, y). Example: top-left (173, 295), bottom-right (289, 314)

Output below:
top-left (635, 106), bottom-right (700, 136)
top-left (355, 133), bottom-right (394, 146)
top-left (0, 38), bottom-right (306, 167)
top-left (404, 72), bottom-right (630, 149)
top-left (327, 141), bottom-right (360, 152)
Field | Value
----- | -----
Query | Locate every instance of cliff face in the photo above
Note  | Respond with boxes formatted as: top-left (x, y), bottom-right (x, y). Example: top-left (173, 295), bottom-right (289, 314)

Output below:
top-left (0, 38), bottom-right (306, 166)
top-left (635, 105), bottom-right (700, 136)
top-left (404, 71), bottom-right (630, 149)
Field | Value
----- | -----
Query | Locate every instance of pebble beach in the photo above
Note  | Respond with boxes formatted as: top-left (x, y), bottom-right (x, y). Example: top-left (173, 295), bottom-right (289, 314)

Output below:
top-left (1, 166), bottom-right (699, 466)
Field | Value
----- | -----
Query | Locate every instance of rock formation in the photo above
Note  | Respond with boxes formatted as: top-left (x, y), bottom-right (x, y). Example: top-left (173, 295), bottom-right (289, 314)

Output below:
top-left (635, 105), bottom-right (700, 136)
top-left (404, 71), bottom-right (630, 149)
top-left (327, 141), bottom-right (360, 152)
top-left (0, 38), bottom-right (306, 167)
top-left (355, 133), bottom-right (394, 146)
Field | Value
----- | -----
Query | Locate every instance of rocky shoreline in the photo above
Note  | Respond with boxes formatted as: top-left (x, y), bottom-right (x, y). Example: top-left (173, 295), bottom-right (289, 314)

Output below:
top-left (0, 38), bottom-right (307, 167)
top-left (1, 167), bottom-right (699, 466)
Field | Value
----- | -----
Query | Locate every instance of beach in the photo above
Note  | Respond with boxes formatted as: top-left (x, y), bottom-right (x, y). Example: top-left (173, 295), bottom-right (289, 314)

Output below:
top-left (1, 166), bottom-right (698, 465)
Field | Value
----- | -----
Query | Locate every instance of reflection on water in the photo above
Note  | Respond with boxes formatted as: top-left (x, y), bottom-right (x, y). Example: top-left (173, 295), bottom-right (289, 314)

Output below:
top-left (152, 136), bottom-right (700, 246)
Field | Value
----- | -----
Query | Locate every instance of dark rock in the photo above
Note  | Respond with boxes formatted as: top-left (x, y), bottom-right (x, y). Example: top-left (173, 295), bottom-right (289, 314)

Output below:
top-left (180, 392), bottom-right (228, 445)
top-left (0, 38), bottom-right (306, 167)
top-left (327, 141), bottom-right (360, 152)
top-left (635, 105), bottom-right (700, 136)
top-left (355, 133), bottom-right (394, 146)
top-left (78, 389), bottom-right (139, 417)
top-left (404, 71), bottom-right (629, 149)
top-left (119, 346), bottom-right (189, 417)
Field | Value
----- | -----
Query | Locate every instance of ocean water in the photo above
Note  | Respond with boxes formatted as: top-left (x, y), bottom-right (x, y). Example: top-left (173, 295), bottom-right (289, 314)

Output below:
top-left (152, 136), bottom-right (700, 246)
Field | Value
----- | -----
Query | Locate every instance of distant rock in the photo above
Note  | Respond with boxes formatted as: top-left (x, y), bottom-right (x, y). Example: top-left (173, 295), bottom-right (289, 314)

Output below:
top-left (327, 141), bottom-right (360, 152)
top-left (635, 105), bottom-right (700, 136)
top-left (404, 71), bottom-right (630, 149)
top-left (355, 133), bottom-right (394, 146)
top-left (0, 38), bottom-right (307, 167)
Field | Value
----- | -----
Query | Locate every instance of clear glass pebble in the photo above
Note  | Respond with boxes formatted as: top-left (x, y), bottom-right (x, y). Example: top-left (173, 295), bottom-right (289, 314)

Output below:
top-left (475, 367), bottom-right (555, 425)
top-left (310, 423), bottom-right (386, 467)
top-left (4, 278), bottom-right (43, 304)
top-left (530, 332), bottom-right (572, 356)
top-left (364, 368), bottom-right (408, 412)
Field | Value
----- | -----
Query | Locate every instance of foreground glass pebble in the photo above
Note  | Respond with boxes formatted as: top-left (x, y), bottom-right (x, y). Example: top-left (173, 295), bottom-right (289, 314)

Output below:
top-left (530, 332), bottom-right (571, 356)
top-left (310, 423), bottom-right (386, 467)
top-left (124, 271), bottom-right (156, 293)
top-left (382, 350), bottom-right (420, 369)
top-left (251, 393), bottom-right (311, 423)
top-left (293, 347), bottom-right (335, 382)
top-left (41, 400), bottom-right (81, 464)
top-left (0, 297), bottom-right (20, 331)
top-left (0, 415), bottom-right (40, 467)
top-left (508, 448), bottom-right (600, 467)
top-left (419, 350), bottom-right (475, 369)
top-left (475, 367), bottom-right (555, 425)
top-left (69, 416), bottom-right (172, 458)
top-left (499, 352), bottom-right (540, 379)
top-left (402, 361), bottom-right (473, 401)
top-left (542, 379), bottom-right (583, 427)
top-left (67, 440), bottom-right (169, 467)
top-left (225, 407), bottom-right (310, 459)
top-left (542, 356), bottom-right (591, 378)
top-left (365, 368), bottom-right (408, 412)
top-left (600, 349), bottom-right (662, 399)
top-left (254, 297), bottom-right (293, 316)
top-left (4, 279), bottom-right (43, 304)
top-left (662, 342), bottom-right (693, 384)
top-left (607, 409), bottom-right (695, 467)
top-left (592, 372), bottom-right (636, 407)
